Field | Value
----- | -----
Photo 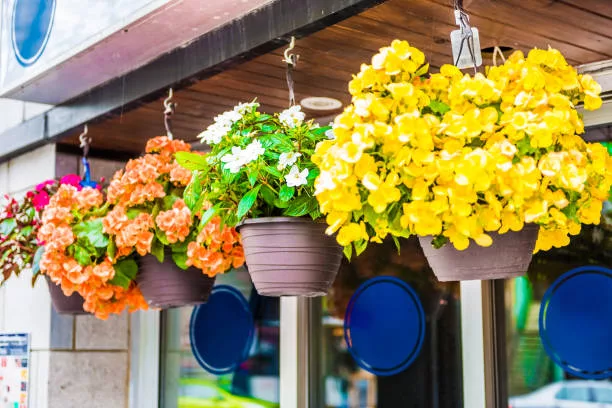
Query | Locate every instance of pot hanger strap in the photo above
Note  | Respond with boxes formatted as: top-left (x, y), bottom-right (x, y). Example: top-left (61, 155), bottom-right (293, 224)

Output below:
top-left (163, 88), bottom-right (176, 140)
top-left (282, 36), bottom-right (299, 107)
top-left (492, 45), bottom-right (506, 67)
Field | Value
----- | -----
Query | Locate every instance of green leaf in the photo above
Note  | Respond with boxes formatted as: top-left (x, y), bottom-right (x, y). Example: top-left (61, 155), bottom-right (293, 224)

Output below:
top-left (127, 208), bottom-right (144, 220)
top-left (0, 218), bottom-right (17, 236)
top-left (18, 225), bottom-right (33, 238)
top-left (110, 258), bottom-right (139, 289)
top-left (162, 194), bottom-right (178, 211)
top-left (392, 236), bottom-right (401, 253)
top-left (415, 63), bottom-right (430, 77)
top-left (310, 126), bottom-right (331, 136)
top-left (343, 244), bottom-right (353, 260)
top-left (31, 246), bottom-right (45, 276)
top-left (263, 166), bottom-right (282, 178)
top-left (428, 100), bottom-right (451, 116)
top-left (151, 238), bottom-right (164, 263)
top-left (73, 245), bottom-right (93, 266)
top-left (354, 239), bottom-right (368, 256)
top-left (283, 195), bottom-right (311, 217)
top-left (184, 171), bottom-right (203, 210)
top-left (432, 235), bottom-right (449, 249)
top-left (199, 206), bottom-right (217, 227)
top-left (279, 185), bottom-right (295, 202)
top-left (175, 151), bottom-right (209, 171)
top-left (172, 251), bottom-right (189, 270)
top-left (260, 185), bottom-right (276, 207)
top-left (237, 185), bottom-right (261, 219)
top-left (156, 230), bottom-right (171, 246)
top-left (248, 169), bottom-right (258, 187)
top-left (73, 218), bottom-right (109, 248)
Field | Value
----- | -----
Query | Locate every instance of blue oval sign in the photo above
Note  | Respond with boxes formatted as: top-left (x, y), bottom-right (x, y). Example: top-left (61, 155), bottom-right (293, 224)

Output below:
top-left (189, 285), bottom-right (255, 375)
top-left (540, 266), bottom-right (612, 379)
top-left (12, 0), bottom-right (56, 66)
top-left (344, 276), bottom-right (425, 376)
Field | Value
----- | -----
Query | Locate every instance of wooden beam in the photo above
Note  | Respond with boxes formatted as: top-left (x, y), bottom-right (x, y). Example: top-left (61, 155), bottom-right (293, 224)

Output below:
top-left (0, 0), bottom-right (386, 163)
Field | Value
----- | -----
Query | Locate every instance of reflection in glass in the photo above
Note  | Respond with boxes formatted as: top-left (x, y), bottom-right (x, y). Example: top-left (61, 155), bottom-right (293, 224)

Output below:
top-left (506, 199), bottom-right (612, 406)
top-left (323, 237), bottom-right (463, 408)
top-left (160, 268), bottom-right (279, 408)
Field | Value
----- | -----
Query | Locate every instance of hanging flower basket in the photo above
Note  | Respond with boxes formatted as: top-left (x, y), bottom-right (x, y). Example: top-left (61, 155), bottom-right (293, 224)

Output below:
top-left (177, 103), bottom-right (340, 297)
top-left (137, 249), bottom-right (216, 308)
top-left (419, 224), bottom-right (539, 281)
top-left (312, 40), bottom-right (612, 280)
top-left (45, 276), bottom-right (87, 315)
top-left (237, 217), bottom-right (342, 296)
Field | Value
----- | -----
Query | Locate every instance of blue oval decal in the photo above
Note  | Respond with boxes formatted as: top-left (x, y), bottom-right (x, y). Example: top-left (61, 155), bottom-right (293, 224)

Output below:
top-left (12, 0), bottom-right (56, 66)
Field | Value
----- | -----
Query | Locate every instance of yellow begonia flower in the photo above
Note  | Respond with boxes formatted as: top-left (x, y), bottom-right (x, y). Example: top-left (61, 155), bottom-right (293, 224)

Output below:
top-left (336, 222), bottom-right (368, 247)
top-left (313, 41), bottom-right (609, 253)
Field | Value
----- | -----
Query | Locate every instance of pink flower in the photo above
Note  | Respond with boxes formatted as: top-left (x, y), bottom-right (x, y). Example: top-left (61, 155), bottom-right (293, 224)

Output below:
top-left (35, 180), bottom-right (55, 192)
top-left (59, 174), bottom-right (82, 190)
top-left (32, 191), bottom-right (50, 211)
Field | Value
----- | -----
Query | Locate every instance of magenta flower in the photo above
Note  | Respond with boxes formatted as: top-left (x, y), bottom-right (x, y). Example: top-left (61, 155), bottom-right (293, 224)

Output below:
top-left (59, 174), bottom-right (82, 190)
top-left (32, 191), bottom-right (50, 211)
top-left (35, 180), bottom-right (55, 192)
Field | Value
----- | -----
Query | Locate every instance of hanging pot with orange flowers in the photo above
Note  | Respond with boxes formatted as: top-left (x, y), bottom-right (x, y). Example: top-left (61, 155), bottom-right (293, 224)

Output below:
top-left (103, 136), bottom-right (244, 308)
top-left (36, 182), bottom-right (149, 319)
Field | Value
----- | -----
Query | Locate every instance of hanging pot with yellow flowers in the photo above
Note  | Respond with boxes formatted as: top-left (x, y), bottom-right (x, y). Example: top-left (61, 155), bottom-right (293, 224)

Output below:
top-left (313, 40), bottom-right (612, 281)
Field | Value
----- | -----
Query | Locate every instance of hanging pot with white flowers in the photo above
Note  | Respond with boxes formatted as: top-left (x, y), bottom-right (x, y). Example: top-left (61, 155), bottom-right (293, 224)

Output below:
top-left (312, 39), bottom-right (612, 281)
top-left (177, 101), bottom-right (342, 296)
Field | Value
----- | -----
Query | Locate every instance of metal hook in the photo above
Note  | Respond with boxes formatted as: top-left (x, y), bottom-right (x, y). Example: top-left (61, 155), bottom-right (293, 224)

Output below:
top-left (163, 88), bottom-right (176, 140)
top-left (282, 36), bottom-right (299, 66)
top-left (492, 45), bottom-right (506, 66)
top-left (78, 125), bottom-right (91, 158)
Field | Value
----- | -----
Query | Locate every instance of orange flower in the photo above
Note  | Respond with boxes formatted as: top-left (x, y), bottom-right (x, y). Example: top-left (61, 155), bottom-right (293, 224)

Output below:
top-left (169, 164), bottom-right (192, 186)
top-left (76, 187), bottom-right (103, 210)
top-left (155, 199), bottom-right (192, 243)
top-left (186, 216), bottom-right (245, 277)
top-left (92, 259), bottom-right (115, 280)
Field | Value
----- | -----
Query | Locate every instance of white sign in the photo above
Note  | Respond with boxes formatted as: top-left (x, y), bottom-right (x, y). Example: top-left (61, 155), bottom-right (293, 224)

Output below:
top-left (0, 333), bottom-right (30, 408)
top-left (0, 0), bottom-right (169, 102)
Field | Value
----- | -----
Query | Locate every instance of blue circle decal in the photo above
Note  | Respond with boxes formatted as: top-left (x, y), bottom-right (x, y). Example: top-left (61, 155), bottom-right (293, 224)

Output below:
top-left (189, 285), bottom-right (255, 375)
top-left (12, 0), bottom-right (56, 66)
top-left (539, 266), bottom-right (612, 379)
top-left (344, 276), bottom-right (425, 376)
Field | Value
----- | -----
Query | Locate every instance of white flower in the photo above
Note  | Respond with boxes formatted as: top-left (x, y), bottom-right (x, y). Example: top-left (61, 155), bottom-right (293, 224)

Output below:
top-left (233, 101), bottom-right (259, 115)
top-left (243, 140), bottom-right (265, 161)
top-left (277, 151), bottom-right (302, 170)
top-left (285, 165), bottom-right (309, 188)
top-left (279, 105), bottom-right (306, 128)
top-left (221, 146), bottom-right (246, 173)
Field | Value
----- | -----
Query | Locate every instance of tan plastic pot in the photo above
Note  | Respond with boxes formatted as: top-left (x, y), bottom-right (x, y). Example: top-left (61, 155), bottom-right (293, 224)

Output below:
top-left (419, 224), bottom-right (539, 282)
top-left (45, 276), bottom-right (87, 315)
top-left (237, 217), bottom-right (343, 297)
top-left (137, 250), bottom-right (215, 308)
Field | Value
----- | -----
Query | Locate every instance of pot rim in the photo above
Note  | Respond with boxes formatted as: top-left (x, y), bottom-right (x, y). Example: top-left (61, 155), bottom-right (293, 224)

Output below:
top-left (237, 216), bottom-right (323, 230)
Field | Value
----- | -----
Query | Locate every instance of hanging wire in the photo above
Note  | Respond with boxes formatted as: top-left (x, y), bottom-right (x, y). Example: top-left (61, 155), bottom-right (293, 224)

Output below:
top-left (492, 45), bottom-right (506, 66)
top-left (78, 125), bottom-right (96, 188)
top-left (78, 124), bottom-right (91, 158)
top-left (282, 36), bottom-right (299, 107)
top-left (163, 88), bottom-right (176, 140)
top-left (453, 0), bottom-right (478, 75)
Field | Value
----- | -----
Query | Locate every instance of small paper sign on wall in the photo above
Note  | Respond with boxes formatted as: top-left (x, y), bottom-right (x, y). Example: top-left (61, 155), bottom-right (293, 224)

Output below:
top-left (0, 333), bottom-right (30, 408)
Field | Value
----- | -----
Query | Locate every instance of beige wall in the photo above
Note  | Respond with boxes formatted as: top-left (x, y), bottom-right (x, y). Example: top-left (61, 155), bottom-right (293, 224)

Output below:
top-left (0, 146), bottom-right (136, 408)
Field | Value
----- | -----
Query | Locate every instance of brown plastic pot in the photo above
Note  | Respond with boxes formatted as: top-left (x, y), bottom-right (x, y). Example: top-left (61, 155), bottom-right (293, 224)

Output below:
top-left (419, 224), bottom-right (539, 282)
top-left (237, 217), bottom-right (343, 297)
top-left (136, 250), bottom-right (215, 308)
top-left (45, 276), bottom-right (87, 315)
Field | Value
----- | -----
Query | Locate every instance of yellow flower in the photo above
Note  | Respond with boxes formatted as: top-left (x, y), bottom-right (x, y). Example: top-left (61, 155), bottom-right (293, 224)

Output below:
top-left (325, 211), bottom-right (350, 235)
top-left (336, 222), bottom-right (368, 246)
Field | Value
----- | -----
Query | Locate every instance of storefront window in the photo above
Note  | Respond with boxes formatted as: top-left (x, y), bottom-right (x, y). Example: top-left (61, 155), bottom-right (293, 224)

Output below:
top-left (160, 268), bottom-right (280, 408)
top-left (505, 199), bottom-right (612, 407)
top-left (321, 237), bottom-right (463, 408)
